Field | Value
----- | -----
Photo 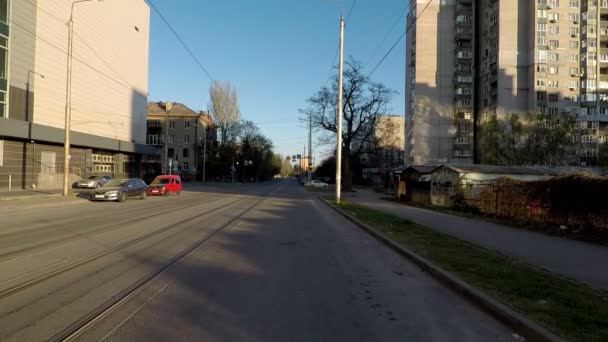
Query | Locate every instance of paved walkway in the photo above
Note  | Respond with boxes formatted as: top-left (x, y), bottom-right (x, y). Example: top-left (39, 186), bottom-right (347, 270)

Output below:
top-left (346, 190), bottom-right (608, 290)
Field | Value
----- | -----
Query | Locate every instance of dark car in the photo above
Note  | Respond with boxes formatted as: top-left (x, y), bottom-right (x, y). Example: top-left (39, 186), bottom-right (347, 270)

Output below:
top-left (76, 175), bottom-right (112, 189)
top-left (90, 178), bottom-right (148, 202)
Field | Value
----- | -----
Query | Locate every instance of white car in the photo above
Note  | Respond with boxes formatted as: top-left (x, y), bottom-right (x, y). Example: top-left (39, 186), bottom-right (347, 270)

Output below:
top-left (308, 180), bottom-right (329, 188)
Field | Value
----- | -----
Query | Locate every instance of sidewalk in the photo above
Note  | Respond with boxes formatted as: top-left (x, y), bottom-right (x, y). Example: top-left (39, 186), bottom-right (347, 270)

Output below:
top-left (0, 188), bottom-right (62, 200)
top-left (346, 190), bottom-right (608, 290)
top-left (0, 188), bottom-right (87, 211)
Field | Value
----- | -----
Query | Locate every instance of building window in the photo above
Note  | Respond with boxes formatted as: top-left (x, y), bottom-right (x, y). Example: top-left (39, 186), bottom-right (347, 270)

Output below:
top-left (549, 53), bottom-right (559, 62)
top-left (537, 23), bottom-right (547, 32)
top-left (549, 40), bottom-right (559, 48)
top-left (548, 0), bottom-right (559, 7)
top-left (184, 121), bottom-right (190, 129)
top-left (183, 148), bottom-right (189, 158)
top-left (569, 67), bottom-right (579, 76)
top-left (549, 26), bottom-right (559, 34)
top-left (182, 162), bottom-right (190, 171)
top-left (168, 148), bottom-right (174, 158)
top-left (570, 54), bottom-right (579, 62)
top-left (0, 0), bottom-right (7, 24)
top-left (548, 13), bottom-right (559, 22)
top-left (569, 80), bottom-right (578, 89)
top-left (549, 93), bottom-right (559, 102)
top-left (569, 0), bottom-right (579, 7)
top-left (0, 139), bottom-right (3, 166)
top-left (569, 41), bottom-right (579, 48)
top-left (537, 36), bottom-right (547, 45)
top-left (147, 134), bottom-right (160, 145)
top-left (537, 50), bottom-right (547, 63)
top-left (569, 13), bottom-right (579, 23)
top-left (168, 120), bottom-right (175, 129)
top-left (464, 112), bottom-right (472, 120)
top-left (549, 66), bottom-right (559, 74)
top-left (538, 79), bottom-right (546, 87)
top-left (537, 10), bottom-right (547, 18)
top-left (548, 80), bottom-right (559, 87)
top-left (569, 27), bottom-right (579, 36)
top-left (168, 135), bottom-right (175, 144)
top-left (184, 135), bottom-right (190, 143)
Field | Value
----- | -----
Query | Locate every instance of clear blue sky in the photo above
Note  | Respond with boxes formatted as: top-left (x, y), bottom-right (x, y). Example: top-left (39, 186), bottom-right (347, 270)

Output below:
top-left (148, 0), bottom-right (407, 161)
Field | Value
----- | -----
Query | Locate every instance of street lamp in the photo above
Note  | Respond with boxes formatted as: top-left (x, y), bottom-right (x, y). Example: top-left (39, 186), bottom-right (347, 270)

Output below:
top-left (26, 71), bottom-right (44, 122)
top-left (63, 0), bottom-right (104, 196)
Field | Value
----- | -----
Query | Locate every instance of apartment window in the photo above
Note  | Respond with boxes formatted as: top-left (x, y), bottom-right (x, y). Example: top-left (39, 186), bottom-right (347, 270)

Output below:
top-left (569, 0), bottom-right (579, 7)
top-left (549, 93), bottom-right (559, 102)
top-left (168, 135), bottom-right (175, 144)
top-left (548, 80), bottom-right (559, 87)
top-left (184, 135), bottom-right (190, 143)
top-left (458, 123), bottom-right (471, 132)
top-left (570, 54), bottom-right (579, 62)
top-left (549, 26), bottom-right (559, 34)
top-left (548, 107), bottom-right (559, 115)
top-left (537, 36), bottom-right (547, 45)
top-left (569, 41), bottom-right (579, 48)
top-left (458, 75), bottom-right (473, 83)
top-left (537, 91), bottom-right (547, 101)
top-left (456, 137), bottom-right (471, 144)
top-left (184, 121), bottom-right (191, 129)
top-left (549, 66), bottom-right (559, 74)
top-left (548, 13), bottom-right (559, 22)
top-left (570, 67), bottom-right (579, 75)
top-left (0, 0), bottom-right (7, 24)
top-left (457, 50), bottom-right (472, 58)
top-left (549, 40), bottom-right (559, 48)
top-left (168, 120), bottom-right (175, 129)
top-left (537, 50), bottom-right (547, 62)
top-left (537, 10), bottom-right (547, 18)
top-left (463, 112), bottom-right (472, 120)
top-left (603, 0), bottom-right (608, 7)
top-left (569, 80), bottom-right (579, 89)
top-left (183, 148), bottom-right (189, 158)
top-left (147, 134), bottom-right (160, 145)
top-left (549, 53), bottom-right (559, 61)
top-left (537, 23), bottom-right (547, 31)
top-left (0, 140), bottom-right (3, 166)
top-left (182, 162), bottom-right (190, 171)
top-left (168, 148), bottom-right (174, 158)
top-left (548, 0), bottom-right (559, 7)
top-left (569, 27), bottom-right (579, 36)
top-left (537, 79), bottom-right (547, 86)
top-left (569, 13), bottom-right (579, 23)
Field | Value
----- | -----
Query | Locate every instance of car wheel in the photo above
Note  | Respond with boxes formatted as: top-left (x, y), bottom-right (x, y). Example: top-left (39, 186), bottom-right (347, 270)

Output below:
top-left (118, 192), bottom-right (128, 202)
top-left (140, 192), bottom-right (147, 200)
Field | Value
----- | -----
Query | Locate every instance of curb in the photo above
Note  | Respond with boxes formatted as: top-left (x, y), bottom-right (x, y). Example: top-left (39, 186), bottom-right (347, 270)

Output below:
top-left (321, 198), bottom-right (564, 342)
top-left (0, 193), bottom-right (63, 201)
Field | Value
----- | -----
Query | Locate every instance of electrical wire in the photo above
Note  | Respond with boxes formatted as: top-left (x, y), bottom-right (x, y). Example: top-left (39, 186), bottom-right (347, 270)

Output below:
top-left (147, 0), bottom-right (214, 81)
top-left (365, 10), bottom-right (406, 65)
top-left (368, 0), bottom-right (433, 77)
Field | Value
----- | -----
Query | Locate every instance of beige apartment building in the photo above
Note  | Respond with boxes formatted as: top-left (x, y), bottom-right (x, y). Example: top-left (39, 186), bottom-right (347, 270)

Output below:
top-left (0, 0), bottom-right (154, 189)
top-left (406, 0), bottom-right (608, 166)
top-left (145, 102), bottom-right (216, 181)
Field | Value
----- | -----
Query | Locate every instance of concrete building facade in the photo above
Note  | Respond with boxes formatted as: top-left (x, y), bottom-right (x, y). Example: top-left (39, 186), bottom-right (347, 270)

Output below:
top-left (145, 102), bottom-right (216, 182)
top-left (405, 0), bottom-right (474, 166)
top-left (406, 0), bottom-right (608, 166)
top-left (0, 0), bottom-right (154, 189)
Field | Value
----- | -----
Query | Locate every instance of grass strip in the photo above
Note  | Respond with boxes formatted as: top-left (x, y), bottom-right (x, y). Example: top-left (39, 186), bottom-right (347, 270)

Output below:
top-left (336, 200), bottom-right (608, 342)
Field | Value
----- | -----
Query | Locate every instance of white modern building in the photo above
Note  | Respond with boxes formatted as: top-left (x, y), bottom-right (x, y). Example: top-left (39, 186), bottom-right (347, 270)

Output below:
top-left (0, 0), bottom-right (154, 189)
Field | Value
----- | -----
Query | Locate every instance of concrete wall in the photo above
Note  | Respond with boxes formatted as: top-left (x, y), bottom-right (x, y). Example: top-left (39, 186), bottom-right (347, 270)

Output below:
top-left (21, 0), bottom-right (150, 144)
top-left (407, 0), bottom-right (457, 166)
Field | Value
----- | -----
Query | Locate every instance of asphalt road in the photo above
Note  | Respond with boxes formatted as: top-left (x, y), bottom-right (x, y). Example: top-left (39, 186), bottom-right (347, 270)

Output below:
top-left (0, 180), bottom-right (516, 342)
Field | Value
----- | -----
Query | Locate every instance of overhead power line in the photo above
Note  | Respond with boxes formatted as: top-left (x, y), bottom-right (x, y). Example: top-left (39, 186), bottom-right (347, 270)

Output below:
top-left (345, 0), bottom-right (359, 22)
top-left (368, 0), bottom-right (433, 77)
top-left (147, 0), bottom-right (214, 81)
top-left (324, 0), bottom-right (358, 87)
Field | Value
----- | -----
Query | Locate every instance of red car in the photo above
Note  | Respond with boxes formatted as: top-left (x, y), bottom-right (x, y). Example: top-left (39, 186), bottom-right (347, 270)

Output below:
top-left (147, 175), bottom-right (182, 196)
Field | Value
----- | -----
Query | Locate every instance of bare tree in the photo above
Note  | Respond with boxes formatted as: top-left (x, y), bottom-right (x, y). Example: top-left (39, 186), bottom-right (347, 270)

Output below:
top-left (301, 58), bottom-right (395, 189)
top-left (209, 80), bottom-right (240, 147)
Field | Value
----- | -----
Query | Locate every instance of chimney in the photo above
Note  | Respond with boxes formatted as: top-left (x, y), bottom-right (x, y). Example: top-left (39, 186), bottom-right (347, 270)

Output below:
top-left (165, 101), bottom-right (173, 113)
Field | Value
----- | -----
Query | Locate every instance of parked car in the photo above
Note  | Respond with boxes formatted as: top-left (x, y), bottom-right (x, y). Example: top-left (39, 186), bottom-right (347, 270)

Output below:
top-left (76, 175), bottom-right (112, 189)
top-left (308, 180), bottom-right (329, 188)
top-left (90, 178), bottom-right (148, 202)
top-left (147, 175), bottom-right (182, 196)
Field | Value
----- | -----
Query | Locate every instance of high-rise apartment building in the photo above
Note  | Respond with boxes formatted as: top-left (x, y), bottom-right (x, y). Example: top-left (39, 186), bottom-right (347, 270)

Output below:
top-left (405, 0), bottom-right (474, 166)
top-left (406, 0), bottom-right (608, 166)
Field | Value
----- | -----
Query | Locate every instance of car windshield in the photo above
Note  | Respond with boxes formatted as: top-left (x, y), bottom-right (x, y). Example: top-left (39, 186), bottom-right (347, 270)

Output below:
top-left (87, 176), bottom-right (98, 180)
top-left (151, 178), bottom-right (170, 185)
top-left (104, 180), bottom-right (128, 187)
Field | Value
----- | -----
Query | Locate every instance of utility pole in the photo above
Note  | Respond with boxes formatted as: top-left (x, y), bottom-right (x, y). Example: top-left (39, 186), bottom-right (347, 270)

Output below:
top-left (63, 0), bottom-right (102, 197)
top-left (308, 112), bottom-right (312, 182)
top-left (202, 122), bottom-right (207, 184)
top-left (165, 103), bottom-right (170, 174)
top-left (335, 16), bottom-right (345, 203)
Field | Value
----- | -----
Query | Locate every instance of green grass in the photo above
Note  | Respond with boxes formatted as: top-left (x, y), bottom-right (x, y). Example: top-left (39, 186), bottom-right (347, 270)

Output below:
top-left (335, 200), bottom-right (608, 342)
